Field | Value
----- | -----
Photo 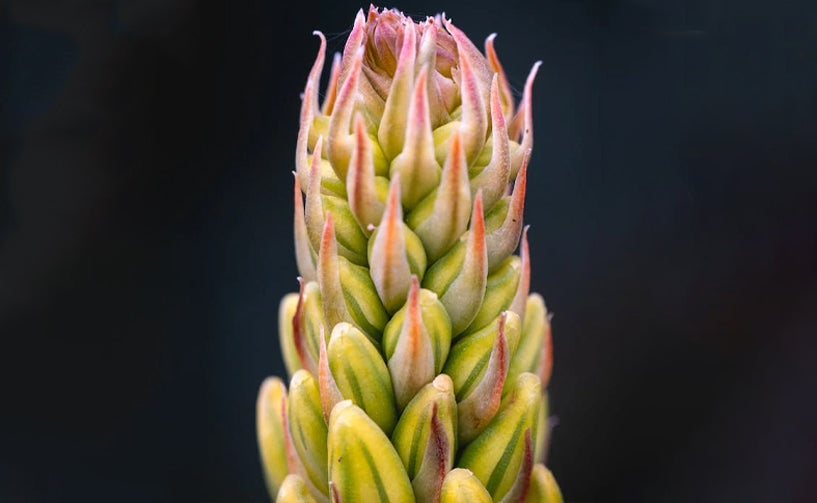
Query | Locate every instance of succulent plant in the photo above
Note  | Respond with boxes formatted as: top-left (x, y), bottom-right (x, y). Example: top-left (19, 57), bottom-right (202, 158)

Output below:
top-left (257, 6), bottom-right (563, 502)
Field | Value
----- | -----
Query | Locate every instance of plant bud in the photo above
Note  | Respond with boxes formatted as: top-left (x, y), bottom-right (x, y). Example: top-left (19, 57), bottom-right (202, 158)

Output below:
top-left (439, 469), bottom-right (492, 503)
top-left (368, 174), bottom-right (428, 313)
top-left (422, 192), bottom-right (488, 334)
top-left (317, 215), bottom-right (388, 345)
top-left (288, 279), bottom-right (326, 377)
top-left (327, 323), bottom-right (397, 435)
top-left (389, 67), bottom-right (442, 209)
top-left (279, 293), bottom-right (303, 378)
top-left (306, 143), bottom-right (369, 266)
top-left (257, 377), bottom-right (289, 499)
top-left (287, 370), bottom-right (329, 497)
top-left (497, 427), bottom-right (533, 503)
top-left (377, 20), bottom-right (417, 160)
top-left (444, 18), bottom-right (489, 165)
top-left (458, 372), bottom-right (542, 501)
top-left (444, 312), bottom-right (521, 402)
top-left (391, 375), bottom-right (458, 501)
top-left (328, 400), bottom-right (414, 503)
top-left (506, 294), bottom-right (552, 396)
top-left (276, 474), bottom-right (318, 503)
top-left (444, 312), bottom-right (520, 443)
top-left (318, 326), bottom-right (343, 425)
top-left (383, 278), bottom-right (452, 409)
top-left (524, 465), bottom-right (563, 503)
top-left (407, 130), bottom-right (471, 262)
top-left (463, 256), bottom-right (521, 335)
top-left (347, 114), bottom-right (386, 232)
top-left (293, 173), bottom-right (317, 282)
top-left (535, 393), bottom-right (549, 464)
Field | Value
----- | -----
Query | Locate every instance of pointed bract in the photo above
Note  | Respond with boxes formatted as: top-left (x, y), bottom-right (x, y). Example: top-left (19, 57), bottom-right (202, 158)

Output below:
top-left (486, 149), bottom-right (528, 271)
top-left (427, 191), bottom-right (488, 335)
top-left (295, 33), bottom-right (327, 189)
top-left (378, 20), bottom-right (416, 159)
top-left (327, 47), bottom-right (364, 181)
top-left (470, 76), bottom-right (511, 211)
top-left (322, 52), bottom-right (342, 115)
top-left (390, 67), bottom-right (441, 209)
top-left (464, 256), bottom-right (521, 335)
top-left (455, 312), bottom-right (511, 443)
top-left (508, 226), bottom-right (531, 322)
top-left (385, 277), bottom-right (437, 409)
top-left (452, 34), bottom-right (488, 164)
top-left (383, 281), bottom-right (452, 400)
top-left (347, 114), bottom-right (384, 232)
top-left (291, 278), bottom-right (322, 376)
top-left (408, 130), bottom-right (471, 261)
top-left (317, 214), bottom-right (388, 340)
top-left (510, 62), bottom-right (541, 179)
top-left (369, 173), bottom-right (412, 313)
top-left (484, 33), bottom-right (514, 118)
top-left (458, 373), bottom-right (542, 501)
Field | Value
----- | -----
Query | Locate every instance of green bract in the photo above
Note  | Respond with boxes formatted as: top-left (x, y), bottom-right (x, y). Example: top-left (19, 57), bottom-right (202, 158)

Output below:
top-left (257, 6), bottom-right (561, 502)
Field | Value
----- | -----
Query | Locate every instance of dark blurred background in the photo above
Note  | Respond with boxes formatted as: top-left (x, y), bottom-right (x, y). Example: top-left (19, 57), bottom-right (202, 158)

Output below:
top-left (2, 0), bottom-right (816, 501)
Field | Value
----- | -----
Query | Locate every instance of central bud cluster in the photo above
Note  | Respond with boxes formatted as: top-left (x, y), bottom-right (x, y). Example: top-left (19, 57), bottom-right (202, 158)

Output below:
top-left (257, 7), bottom-right (561, 503)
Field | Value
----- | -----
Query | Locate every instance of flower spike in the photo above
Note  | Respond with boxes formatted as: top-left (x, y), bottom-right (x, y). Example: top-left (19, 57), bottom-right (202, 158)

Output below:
top-left (260, 9), bottom-right (564, 502)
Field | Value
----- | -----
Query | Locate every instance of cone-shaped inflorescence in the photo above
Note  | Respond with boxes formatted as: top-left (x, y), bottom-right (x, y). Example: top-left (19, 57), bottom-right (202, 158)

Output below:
top-left (259, 7), bottom-right (562, 502)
